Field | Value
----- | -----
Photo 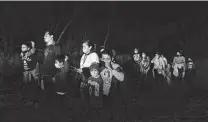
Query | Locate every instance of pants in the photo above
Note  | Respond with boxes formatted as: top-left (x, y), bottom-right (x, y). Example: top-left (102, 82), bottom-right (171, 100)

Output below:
top-left (133, 63), bottom-right (141, 82)
top-left (21, 69), bottom-right (40, 102)
top-left (53, 93), bottom-right (67, 110)
top-left (23, 68), bottom-right (39, 83)
top-left (173, 64), bottom-right (185, 79)
top-left (41, 75), bottom-right (55, 103)
top-left (103, 83), bottom-right (123, 119)
top-left (185, 69), bottom-right (196, 86)
top-left (154, 69), bottom-right (164, 84)
top-left (80, 82), bottom-right (89, 112)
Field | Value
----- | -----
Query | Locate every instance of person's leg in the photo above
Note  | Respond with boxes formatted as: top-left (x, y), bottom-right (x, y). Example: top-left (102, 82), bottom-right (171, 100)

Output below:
top-left (154, 69), bottom-right (159, 84)
top-left (110, 91), bottom-right (120, 120)
top-left (80, 83), bottom-right (89, 114)
top-left (20, 71), bottom-right (29, 101)
top-left (119, 82), bottom-right (130, 120)
top-left (30, 69), bottom-right (41, 108)
top-left (41, 76), bottom-right (54, 108)
top-left (159, 74), bottom-right (164, 85)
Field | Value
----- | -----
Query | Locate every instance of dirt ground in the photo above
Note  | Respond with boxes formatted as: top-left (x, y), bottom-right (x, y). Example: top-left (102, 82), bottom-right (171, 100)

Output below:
top-left (1, 60), bottom-right (208, 122)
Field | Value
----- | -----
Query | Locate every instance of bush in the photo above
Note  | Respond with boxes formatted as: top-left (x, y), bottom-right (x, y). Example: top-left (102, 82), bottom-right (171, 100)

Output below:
top-left (1, 52), bottom-right (22, 77)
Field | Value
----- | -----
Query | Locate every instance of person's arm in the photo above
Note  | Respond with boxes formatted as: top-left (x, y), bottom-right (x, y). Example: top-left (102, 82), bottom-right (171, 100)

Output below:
top-left (90, 52), bottom-right (100, 64)
top-left (160, 58), bottom-right (165, 70)
top-left (182, 57), bottom-right (186, 70)
top-left (151, 57), bottom-right (155, 63)
top-left (111, 64), bottom-right (124, 82)
top-left (173, 57), bottom-right (176, 66)
top-left (63, 55), bottom-right (69, 72)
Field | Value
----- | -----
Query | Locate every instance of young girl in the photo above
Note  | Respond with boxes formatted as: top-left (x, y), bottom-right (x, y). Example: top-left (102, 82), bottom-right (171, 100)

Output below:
top-left (100, 49), bottom-right (124, 120)
top-left (77, 40), bottom-right (100, 114)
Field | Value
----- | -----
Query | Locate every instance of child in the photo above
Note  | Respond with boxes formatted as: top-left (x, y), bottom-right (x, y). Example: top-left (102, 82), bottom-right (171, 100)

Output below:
top-left (52, 54), bottom-right (69, 110)
top-left (20, 41), bottom-right (40, 108)
top-left (88, 62), bottom-right (103, 114)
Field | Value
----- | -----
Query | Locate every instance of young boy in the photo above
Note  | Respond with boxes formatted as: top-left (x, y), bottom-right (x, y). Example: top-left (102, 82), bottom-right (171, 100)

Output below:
top-left (52, 54), bottom-right (69, 110)
top-left (87, 62), bottom-right (103, 114)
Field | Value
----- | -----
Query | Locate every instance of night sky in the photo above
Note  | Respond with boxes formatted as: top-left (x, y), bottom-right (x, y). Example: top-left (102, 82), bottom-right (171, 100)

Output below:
top-left (0, 2), bottom-right (207, 56)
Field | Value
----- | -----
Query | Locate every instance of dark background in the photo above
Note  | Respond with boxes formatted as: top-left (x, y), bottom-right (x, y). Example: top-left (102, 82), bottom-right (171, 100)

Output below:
top-left (0, 2), bottom-right (208, 59)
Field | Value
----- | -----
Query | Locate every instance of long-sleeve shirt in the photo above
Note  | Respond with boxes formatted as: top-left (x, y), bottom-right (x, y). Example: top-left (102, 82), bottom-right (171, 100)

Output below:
top-left (80, 52), bottom-right (100, 69)
top-left (151, 57), bottom-right (166, 70)
top-left (100, 62), bottom-right (124, 96)
top-left (173, 56), bottom-right (186, 65)
top-left (20, 50), bottom-right (38, 71)
top-left (79, 52), bottom-right (100, 79)
top-left (41, 43), bottom-right (61, 77)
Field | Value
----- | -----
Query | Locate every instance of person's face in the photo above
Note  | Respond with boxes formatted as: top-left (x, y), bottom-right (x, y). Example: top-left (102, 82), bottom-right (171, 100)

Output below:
top-left (54, 60), bottom-right (63, 69)
top-left (90, 69), bottom-right (99, 78)
top-left (134, 49), bottom-right (138, 54)
top-left (177, 52), bottom-right (181, 57)
top-left (102, 54), bottom-right (111, 63)
top-left (44, 32), bottom-right (53, 44)
top-left (21, 44), bottom-right (29, 52)
top-left (82, 42), bottom-right (92, 54)
top-left (133, 54), bottom-right (140, 61)
top-left (155, 54), bottom-right (159, 58)
top-left (142, 53), bottom-right (146, 58)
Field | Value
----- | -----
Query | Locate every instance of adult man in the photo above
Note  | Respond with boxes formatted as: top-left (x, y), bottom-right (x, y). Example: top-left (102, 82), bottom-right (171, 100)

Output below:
top-left (172, 51), bottom-right (186, 80)
top-left (40, 31), bottom-right (62, 90)
top-left (151, 52), bottom-right (165, 84)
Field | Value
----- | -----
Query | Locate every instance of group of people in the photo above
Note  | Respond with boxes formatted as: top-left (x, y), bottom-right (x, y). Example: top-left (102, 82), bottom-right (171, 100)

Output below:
top-left (132, 47), bottom-right (196, 86)
top-left (18, 29), bottom-right (197, 119)
top-left (19, 30), bottom-right (128, 119)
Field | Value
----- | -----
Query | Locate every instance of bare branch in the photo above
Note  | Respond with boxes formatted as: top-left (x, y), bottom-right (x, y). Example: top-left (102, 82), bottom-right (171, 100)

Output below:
top-left (104, 23), bottom-right (110, 48)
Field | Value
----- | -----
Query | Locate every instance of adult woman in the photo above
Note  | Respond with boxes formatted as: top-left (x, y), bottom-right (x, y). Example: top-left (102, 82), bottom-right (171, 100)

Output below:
top-left (77, 40), bottom-right (100, 114)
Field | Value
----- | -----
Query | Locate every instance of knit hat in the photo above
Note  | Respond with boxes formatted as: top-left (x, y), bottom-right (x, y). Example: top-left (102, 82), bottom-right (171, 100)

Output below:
top-left (89, 62), bottom-right (100, 71)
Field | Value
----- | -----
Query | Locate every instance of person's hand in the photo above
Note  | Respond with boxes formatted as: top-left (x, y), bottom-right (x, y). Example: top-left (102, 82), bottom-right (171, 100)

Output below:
top-left (105, 63), bottom-right (113, 70)
top-left (31, 41), bottom-right (35, 48)
top-left (77, 68), bottom-right (83, 73)
top-left (52, 77), bottom-right (55, 83)
top-left (65, 55), bottom-right (68, 61)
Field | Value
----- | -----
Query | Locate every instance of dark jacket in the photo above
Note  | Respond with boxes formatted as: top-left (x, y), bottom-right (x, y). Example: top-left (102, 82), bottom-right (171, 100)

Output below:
top-left (41, 44), bottom-right (61, 77)
top-left (54, 67), bottom-right (69, 93)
